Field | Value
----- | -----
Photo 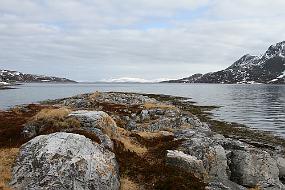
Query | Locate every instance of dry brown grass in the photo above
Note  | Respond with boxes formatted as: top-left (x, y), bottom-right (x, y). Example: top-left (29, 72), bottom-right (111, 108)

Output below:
top-left (28, 108), bottom-right (81, 131)
top-left (120, 176), bottom-right (141, 190)
top-left (18, 107), bottom-right (82, 138)
top-left (33, 108), bottom-right (71, 121)
top-left (0, 148), bottom-right (19, 190)
top-left (89, 91), bottom-right (102, 101)
top-left (143, 102), bottom-right (176, 110)
top-left (118, 136), bottom-right (147, 155)
top-left (113, 127), bottom-right (147, 156)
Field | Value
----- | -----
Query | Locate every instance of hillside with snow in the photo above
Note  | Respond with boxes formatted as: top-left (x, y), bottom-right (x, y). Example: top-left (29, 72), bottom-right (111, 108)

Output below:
top-left (164, 41), bottom-right (285, 84)
top-left (0, 70), bottom-right (76, 84)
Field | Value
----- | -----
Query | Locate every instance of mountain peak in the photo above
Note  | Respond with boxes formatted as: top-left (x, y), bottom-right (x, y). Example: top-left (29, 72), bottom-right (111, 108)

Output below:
top-left (226, 54), bottom-right (259, 70)
top-left (262, 41), bottom-right (285, 60)
top-left (163, 40), bottom-right (285, 84)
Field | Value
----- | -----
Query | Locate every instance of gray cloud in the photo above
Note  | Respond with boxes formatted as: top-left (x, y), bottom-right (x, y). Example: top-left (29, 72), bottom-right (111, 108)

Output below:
top-left (0, 0), bottom-right (285, 81)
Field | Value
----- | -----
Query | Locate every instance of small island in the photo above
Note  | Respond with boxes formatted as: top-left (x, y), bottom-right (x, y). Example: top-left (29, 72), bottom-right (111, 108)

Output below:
top-left (0, 92), bottom-right (284, 190)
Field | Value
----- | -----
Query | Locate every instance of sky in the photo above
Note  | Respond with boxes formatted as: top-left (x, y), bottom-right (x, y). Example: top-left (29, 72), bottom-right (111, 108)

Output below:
top-left (1, 0), bottom-right (285, 82)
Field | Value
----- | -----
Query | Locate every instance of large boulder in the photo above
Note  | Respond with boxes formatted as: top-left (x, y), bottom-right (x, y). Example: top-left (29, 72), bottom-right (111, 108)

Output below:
top-left (171, 128), bottom-right (285, 189)
top-left (276, 157), bottom-right (285, 178)
top-left (166, 150), bottom-right (245, 190)
top-left (230, 149), bottom-right (284, 189)
top-left (166, 150), bottom-right (207, 180)
top-left (68, 110), bottom-right (117, 149)
top-left (10, 132), bottom-right (120, 190)
top-left (69, 110), bottom-right (118, 138)
top-left (175, 129), bottom-right (229, 182)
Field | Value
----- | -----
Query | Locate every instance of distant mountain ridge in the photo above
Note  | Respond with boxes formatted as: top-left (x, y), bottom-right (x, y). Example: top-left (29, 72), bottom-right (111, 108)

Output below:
top-left (0, 69), bottom-right (76, 84)
top-left (163, 41), bottom-right (285, 84)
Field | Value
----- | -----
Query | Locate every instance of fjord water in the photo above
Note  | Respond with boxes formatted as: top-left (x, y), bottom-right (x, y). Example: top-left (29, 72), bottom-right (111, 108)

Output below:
top-left (0, 83), bottom-right (284, 137)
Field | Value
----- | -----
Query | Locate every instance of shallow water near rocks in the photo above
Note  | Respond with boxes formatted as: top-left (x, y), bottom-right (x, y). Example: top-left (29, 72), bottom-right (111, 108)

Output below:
top-left (0, 83), bottom-right (284, 137)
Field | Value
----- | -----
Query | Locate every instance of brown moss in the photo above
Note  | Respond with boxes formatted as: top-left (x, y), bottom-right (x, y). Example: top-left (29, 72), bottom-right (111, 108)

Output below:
top-left (112, 127), bottom-right (148, 155)
top-left (27, 108), bottom-right (82, 135)
top-left (0, 104), bottom-right (53, 148)
top-left (113, 136), bottom-right (206, 190)
top-left (118, 136), bottom-right (148, 155)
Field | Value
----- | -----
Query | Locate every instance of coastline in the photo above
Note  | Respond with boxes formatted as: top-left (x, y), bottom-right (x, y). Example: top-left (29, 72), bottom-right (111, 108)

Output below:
top-left (143, 93), bottom-right (285, 148)
top-left (0, 85), bottom-right (17, 90)
top-left (2, 91), bottom-right (284, 147)
top-left (0, 91), bottom-right (284, 189)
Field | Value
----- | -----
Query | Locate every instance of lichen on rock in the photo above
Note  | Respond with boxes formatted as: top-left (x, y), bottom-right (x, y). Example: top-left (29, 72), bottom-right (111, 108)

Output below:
top-left (10, 132), bottom-right (120, 190)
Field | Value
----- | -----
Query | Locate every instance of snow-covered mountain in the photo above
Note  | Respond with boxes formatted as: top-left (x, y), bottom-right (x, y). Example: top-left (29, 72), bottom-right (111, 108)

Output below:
top-left (101, 77), bottom-right (172, 83)
top-left (0, 70), bottom-right (76, 84)
top-left (163, 41), bottom-right (285, 84)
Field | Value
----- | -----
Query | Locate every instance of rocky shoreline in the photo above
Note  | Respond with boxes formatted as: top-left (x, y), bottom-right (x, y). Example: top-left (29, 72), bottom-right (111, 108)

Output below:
top-left (0, 92), bottom-right (284, 190)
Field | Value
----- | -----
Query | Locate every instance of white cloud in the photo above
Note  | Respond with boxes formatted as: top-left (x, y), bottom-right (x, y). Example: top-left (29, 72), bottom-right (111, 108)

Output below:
top-left (0, 0), bottom-right (285, 81)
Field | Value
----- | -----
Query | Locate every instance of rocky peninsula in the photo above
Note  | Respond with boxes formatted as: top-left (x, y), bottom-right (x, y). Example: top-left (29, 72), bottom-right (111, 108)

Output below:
top-left (0, 92), bottom-right (284, 190)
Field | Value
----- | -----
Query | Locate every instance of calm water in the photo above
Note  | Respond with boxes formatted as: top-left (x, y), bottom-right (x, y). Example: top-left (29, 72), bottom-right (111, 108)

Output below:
top-left (0, 83), bottom-right (284, 137)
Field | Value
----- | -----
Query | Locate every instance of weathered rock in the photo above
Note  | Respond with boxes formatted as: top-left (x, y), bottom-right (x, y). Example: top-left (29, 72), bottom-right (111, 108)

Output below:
top-left (22, 124), bottom-right (37, 138)
top-left (173, 127), bottom-right (285, 189)
top-left (10, 132), bottom-right (120, 190)
top-left (206, 145), bottom-right (229, 180)
top-left (90, 92), bottom-right (157, 106)
top-left (166, 150), bottom-right (245, 190)
top-left (140, 110), bottom-right (150, 121)
top-left (206, 178), bottom-right (247, 190)
top-left (176, 135), bottom-right (229, 182)
top-left (276, 157), bottom-right (285, 178)
top-left (166, 150), bottom-right (207, 180)
top-left (65, 127), bottom-right (114, 150)
top-left (69, 110), bottom-right (118, 138)
top-left (230, 149), bottom-right (283, 189)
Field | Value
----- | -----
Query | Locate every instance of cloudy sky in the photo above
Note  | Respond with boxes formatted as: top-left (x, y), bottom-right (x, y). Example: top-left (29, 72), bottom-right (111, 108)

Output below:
top-left (1, 0), bottom-right (285, 81)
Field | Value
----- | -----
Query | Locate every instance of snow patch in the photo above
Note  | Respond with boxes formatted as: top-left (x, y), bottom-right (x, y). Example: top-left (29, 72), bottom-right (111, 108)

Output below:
top-left (270, 79), bottom-right (278, 82)
top-left (0, 81), bottom-right (10, 85)
top-left (101, 77), bottom-right (173, 83)
top-left (277, 70), bottom-right (285, 79)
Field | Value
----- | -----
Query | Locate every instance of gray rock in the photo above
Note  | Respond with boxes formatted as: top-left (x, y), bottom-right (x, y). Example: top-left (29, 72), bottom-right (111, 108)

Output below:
top-left (206, 145), bottom-right (229, 180)
top-left (22, 124), bottom-right (37, 139)
top-left (206, 178), bottom-right (247, 190)
top-left (166, 150), bottom-right (244, 190)
top-left (154, 109), bottom-right (165, 115)
top-left (173, 127), bottom-right (285, 189)
top-left (166, 150), bottom-right (207, 180)
top-left (10, 132), bottom-right (120, 190)
top-left (82, 127), bottom-right (114, 150)
top-left (69, 110), bottom-right (118, 138)
top-left (277, 157), bottom-right (285, 178)
top-left (92, 92), bottom-right (157, 106)
top-left (140, 110), bottom-right (150, 121)
top-left (126, 120), bottom-right (137, 131)
top-left (230, 149), bottom-right (283, 189)
top-left (179, 137), bottom-right (229, 181)
top-left (65, 127), bottom-right (114, 150)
